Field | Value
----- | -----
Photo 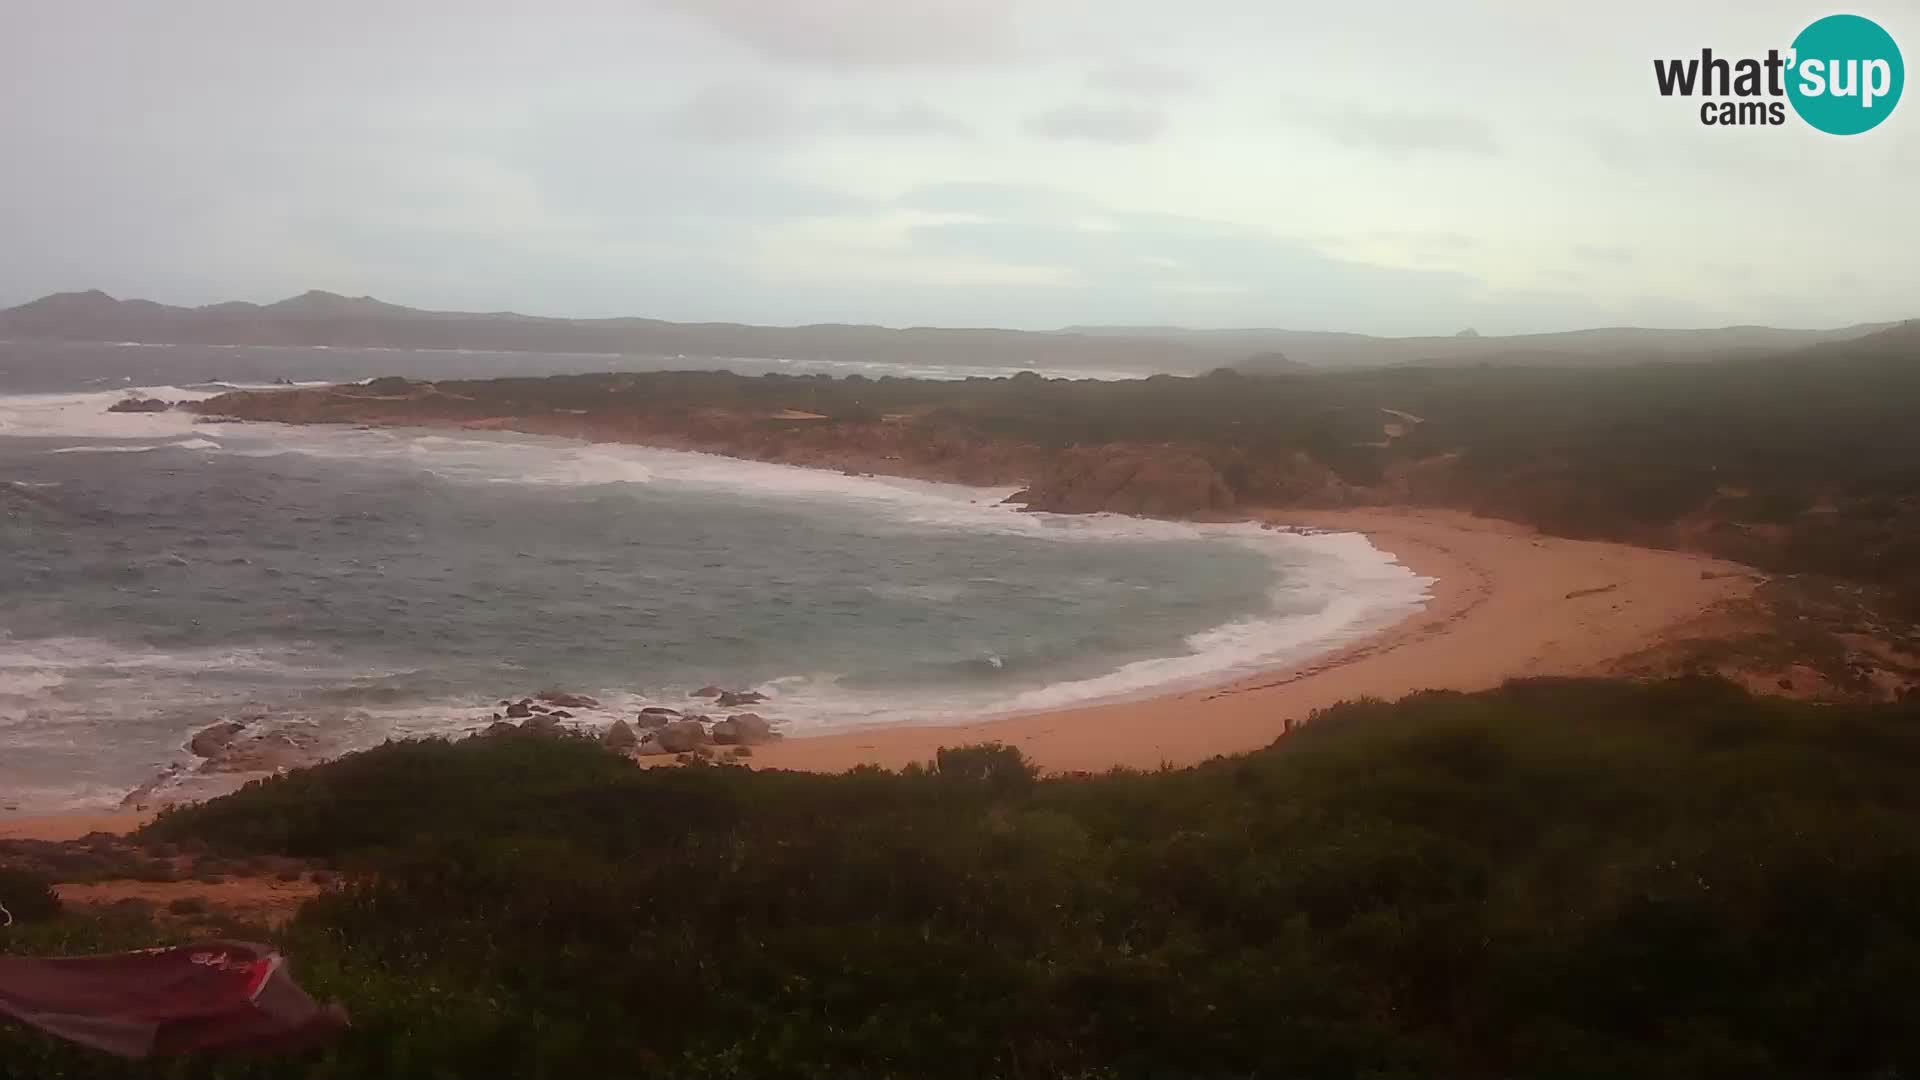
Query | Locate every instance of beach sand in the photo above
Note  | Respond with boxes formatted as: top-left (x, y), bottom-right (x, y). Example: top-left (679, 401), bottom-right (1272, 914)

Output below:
top-left (2, 508), bottom-right (1756, 837)
top-left (744, 507), bottom-right (1756, 774)
top-left (0, 812), bottom-right (152, 842)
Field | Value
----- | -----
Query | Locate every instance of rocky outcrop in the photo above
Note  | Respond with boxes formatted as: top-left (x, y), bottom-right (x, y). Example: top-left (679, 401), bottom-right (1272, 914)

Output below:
top-left (602, 719), bottom-right (639, 751)
top-left (537, 689), bottom-right (601, 709)
top-left (711, 713), bottom-right (774, 746)
top-left (691, 686), bottom-right (724, 699)
top-left (1008, 446), bottom-right (1237, 518)
top-left (198, 729), bottom-right (321, 774)
top-left (645, 720), bottom-right (710, 755)
top-left (505, 701), bottom-right (532, 719)
top-left (715, 689), bottom-right (767, 708)
top-left (107, 397), bottom-right (171, 413)
top-left (188, 721), bottom-right (247, 758)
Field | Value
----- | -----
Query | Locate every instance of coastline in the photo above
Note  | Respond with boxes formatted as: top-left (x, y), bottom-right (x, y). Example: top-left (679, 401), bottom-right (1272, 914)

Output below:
top-left (0, 507), bottom-right (1753, 838)
top-left (742, 506), bottom-right (1755, 774)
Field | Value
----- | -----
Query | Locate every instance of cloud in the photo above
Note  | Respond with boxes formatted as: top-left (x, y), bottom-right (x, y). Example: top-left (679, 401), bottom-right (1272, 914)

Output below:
top-left (665, 83), bottom-right (972, 142)
top-left (1573, 120), bottom-right (1807, 179)
top-left (650, 0), bottom-right (1016, 66)
top-left (898, 182), bottom-right (1096, 219)
top-left (1572, 243), bottom-right (1634, 264)
top-left (825, 102), bottom-right (974, 138)
top-left (1024, 103), bottom-right (1167, 144)
top-left (1279, 100), bottom-right (1499, 157)
top-left (1372, 229), bottom-right (1482, 252)
top-left (510, 109), bottom-right (873, 225)
top-left (665, 83), bottom-right (796, 143)
top-left (898, 193), bottom-right (1488, 332)
top-left (1086, 60), bottom-right (1200, 98)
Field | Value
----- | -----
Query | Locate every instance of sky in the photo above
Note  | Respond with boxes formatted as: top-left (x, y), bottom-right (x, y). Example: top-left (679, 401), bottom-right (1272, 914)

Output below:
top-left (1, 0), bottom-right (1916, 335)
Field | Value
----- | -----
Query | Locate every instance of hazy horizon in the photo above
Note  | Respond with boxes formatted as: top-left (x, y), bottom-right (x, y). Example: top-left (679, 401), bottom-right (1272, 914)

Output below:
top-left (4, 284), bottom-right (1906, 339)
top-left (3, 0), bottom-right (1915, 335)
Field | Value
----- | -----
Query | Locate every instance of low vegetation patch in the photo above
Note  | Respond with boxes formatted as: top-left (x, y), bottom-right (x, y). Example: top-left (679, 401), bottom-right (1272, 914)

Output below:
top-left (4, 678), bottom-right (1919, 1077)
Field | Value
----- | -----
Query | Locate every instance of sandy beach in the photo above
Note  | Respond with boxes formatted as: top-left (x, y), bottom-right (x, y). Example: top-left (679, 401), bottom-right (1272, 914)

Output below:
top-left (744, 507), bottom-right (1756, 774)
top-left (1, 508), bottom-right (1755, 838)
top-left (0, 812), bottom-right (153, 843)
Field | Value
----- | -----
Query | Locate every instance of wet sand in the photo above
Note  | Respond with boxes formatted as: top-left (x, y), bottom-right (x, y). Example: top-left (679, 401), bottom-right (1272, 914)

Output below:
top-left (745, 507), bottom-right (1755, 773)
top-left (3, 508), bottom-right (1756, 834)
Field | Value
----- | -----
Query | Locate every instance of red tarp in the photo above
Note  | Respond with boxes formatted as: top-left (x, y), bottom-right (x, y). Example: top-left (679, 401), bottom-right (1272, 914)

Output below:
top-left (0, 940), bottom-right (347, 1058)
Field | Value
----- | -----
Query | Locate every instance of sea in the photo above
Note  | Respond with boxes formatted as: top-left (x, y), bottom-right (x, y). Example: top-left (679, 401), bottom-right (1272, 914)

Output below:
top-left (0, 341), bottom-right (1431, 812)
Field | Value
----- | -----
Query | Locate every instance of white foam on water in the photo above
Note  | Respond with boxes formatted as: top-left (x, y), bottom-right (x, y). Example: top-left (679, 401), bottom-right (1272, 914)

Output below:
top-left (0, 634), bottom-right (433, 810)
top-left (0, 634), bottom-right (359, 679)
top-left (998, 531), bottom-right (1428, 713)
top-left (0, 385), bottom-right (235, 441)
top-left (0, 669), bottom-right (67, 697)
top-left (3, 393), bottom-right (1435, 808)
top-left (644, 530), bottom-right (1431, 735)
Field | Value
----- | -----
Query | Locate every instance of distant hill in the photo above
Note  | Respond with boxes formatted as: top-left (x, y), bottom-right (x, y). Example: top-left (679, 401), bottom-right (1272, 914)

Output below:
top-left (0, 289), bottom-right (1898, 373)
top-left (0, 290), bottom-right (1237, 374)
top-left (1065, 321), bottom-right (1900, 368)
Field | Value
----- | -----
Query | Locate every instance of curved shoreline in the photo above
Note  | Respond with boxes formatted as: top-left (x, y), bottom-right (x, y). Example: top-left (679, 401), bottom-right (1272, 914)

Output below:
top-left (0, 508), bottom-right (1751, 838)
top-left (740, 507), bottom-right (1756, 774)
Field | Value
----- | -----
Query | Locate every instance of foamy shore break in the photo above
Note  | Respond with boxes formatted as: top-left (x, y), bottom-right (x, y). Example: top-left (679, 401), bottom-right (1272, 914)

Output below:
top-left (1, 501), bottom-right (1753, 840)
top-left (741, 506), bottom-right (1754, 774)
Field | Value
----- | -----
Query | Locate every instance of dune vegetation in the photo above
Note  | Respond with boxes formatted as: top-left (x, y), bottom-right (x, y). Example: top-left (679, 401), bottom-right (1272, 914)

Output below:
top-left (6, 677), bottom-right (1920, 1078)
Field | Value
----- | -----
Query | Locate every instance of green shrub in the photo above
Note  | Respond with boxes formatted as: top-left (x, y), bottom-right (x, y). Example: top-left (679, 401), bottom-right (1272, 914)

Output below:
top-left (91, 680), bottom-right (1920, 1076)
top-left (0, 866), bottom-right (61, 924)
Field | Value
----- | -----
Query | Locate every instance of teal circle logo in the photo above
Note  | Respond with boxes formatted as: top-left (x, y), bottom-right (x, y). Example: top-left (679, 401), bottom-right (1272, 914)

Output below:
top-left (1787, 14), bottom-right (1904, 134)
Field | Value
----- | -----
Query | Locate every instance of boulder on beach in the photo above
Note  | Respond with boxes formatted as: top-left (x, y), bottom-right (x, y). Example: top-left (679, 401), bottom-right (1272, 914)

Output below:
top-left (691, 685), bottom-right (724, 699)
top-left (711, 713), bottom-right (773, 746)
top-left (505, 701), bottom-right (532, 719)
top-left (716, 689), bottom-right (768, 708)
top-left (538, 689), bottom-right (601, 709)
top-left (602, 719), bottom-right (639, 751)
top-left (636, 735), bottom-right (671, 756)
top-left (654, 720), bottom-right (710, 753)
top-left (188, 721), bottom-right (248, 758)
top-left (635, 711), bottom-right (671, 729)
top-left (479, 720), bottom-right (518, 738)
top-left (520, 715), bottom-right (562, 737)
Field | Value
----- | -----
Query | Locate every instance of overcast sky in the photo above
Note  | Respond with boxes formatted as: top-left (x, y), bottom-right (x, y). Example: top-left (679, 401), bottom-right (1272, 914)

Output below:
top-left (2, 0), bottom-right (1914, 334)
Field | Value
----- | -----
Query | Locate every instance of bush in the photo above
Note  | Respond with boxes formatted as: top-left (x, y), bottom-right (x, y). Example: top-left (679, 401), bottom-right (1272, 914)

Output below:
top-left (0, 866), bottom-right (61, 924)
top-left (92, 681), bottom-right (1920, 1077)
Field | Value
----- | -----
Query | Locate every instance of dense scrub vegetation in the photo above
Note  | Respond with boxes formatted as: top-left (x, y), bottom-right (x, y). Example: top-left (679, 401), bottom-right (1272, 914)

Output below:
top-left (7, 678), bottom-right (1920, 1078)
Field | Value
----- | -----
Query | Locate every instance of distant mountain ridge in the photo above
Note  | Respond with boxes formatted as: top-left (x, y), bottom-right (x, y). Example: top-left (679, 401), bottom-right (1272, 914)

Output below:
top-left (1066, 321), bottom-right (1901, 369)
top-left (0, 289), bottom-right (1899, 372)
